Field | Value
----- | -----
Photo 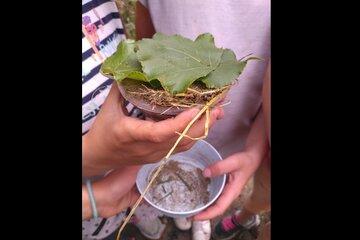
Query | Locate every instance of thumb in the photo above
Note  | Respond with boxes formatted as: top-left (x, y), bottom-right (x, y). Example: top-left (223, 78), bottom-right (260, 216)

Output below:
top-left (126, 107), bottom-right (200, 142)
top-left (154, 107), bottom-right (201, 139)
top-left (203, 153), bottom-right (246, 178)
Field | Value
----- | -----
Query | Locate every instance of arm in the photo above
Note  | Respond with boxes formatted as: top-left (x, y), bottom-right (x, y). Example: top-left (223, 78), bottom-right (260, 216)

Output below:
top-left (194, 66), bottom-right (270, 221)
top-left (205, 108), bottom-right (268, 177)
top-left (82, 83), bottom-right (223, 177)
top-left (262, 61), bottom-right (270, 144)
top-left (135, 1), bottom-right (156, 40)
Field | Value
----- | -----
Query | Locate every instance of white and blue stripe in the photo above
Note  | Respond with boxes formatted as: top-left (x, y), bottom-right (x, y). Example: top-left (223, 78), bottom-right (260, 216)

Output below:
top-left (82, 0), bottom-right (143, 135)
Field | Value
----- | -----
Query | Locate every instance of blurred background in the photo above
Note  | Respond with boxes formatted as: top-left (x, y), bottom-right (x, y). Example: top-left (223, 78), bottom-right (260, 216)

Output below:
top-left (115, 0), bottom-right (136, 39)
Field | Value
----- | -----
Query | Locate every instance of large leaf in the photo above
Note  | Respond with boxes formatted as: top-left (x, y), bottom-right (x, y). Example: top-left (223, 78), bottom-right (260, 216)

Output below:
top-left (201, 50), bottom-right (260, 88)
top-left (100, 33), bottom-right (259, 94)
top-left (136, 33), bottom-right (224, 94)
top-left (100, 39), bottom-right (147, 82)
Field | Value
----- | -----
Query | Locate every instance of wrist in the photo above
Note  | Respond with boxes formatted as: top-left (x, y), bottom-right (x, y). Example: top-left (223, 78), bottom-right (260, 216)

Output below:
top-left (82, 181), bottom-right (108, 219)
top-left (82, 185), bottom-right (92, 220)
top-left (91, 180), bottom-right (109, 218)
top-left (245, 144), bottom-right (267, 162)
top-left (244, 111), bottom-right (269, 162)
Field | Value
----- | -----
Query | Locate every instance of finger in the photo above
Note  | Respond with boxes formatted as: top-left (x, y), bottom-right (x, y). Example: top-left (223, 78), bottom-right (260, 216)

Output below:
top-left (193, 172), bottom-right (247, 221)
top-left (142, 149), bottom-right (168, 163)
top-left (143, 142), bottom-right (194, 163)
top-left (174, 139), bottom-right (196, 153)
top-left (125, 108), bottom-right (200, 142)
top-left (145, 116), bottom-right (156, 122)
top-left (151, 108), bottom-right (202, 142)
top-left (203, 153), bottom-right (246, 178)
top-left (186, 107), bottom-right (219, 137)
top-left (131, 135), bottom-right (195, 163)
top-left (150, 108), bottom-right (220, 152)
top-left (177, 107), bottom-right (222, 147)
top-left (107, 165), bottom-right (141, 179)
top-left (137, 140), bottom-right (192, 163)
top-left (154, 107), bottom-right (221, 151)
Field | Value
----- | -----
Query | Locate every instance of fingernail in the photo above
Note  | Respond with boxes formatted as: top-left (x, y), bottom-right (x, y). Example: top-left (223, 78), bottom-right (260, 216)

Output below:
top-left (203, 168), bottom-right (211, 178)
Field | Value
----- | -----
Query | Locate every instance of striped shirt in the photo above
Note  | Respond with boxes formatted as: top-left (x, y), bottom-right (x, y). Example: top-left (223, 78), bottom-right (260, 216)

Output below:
top-left (82, 0), bottom-right (144, 136)
top-left (82, 1), bottom-right (143, 239)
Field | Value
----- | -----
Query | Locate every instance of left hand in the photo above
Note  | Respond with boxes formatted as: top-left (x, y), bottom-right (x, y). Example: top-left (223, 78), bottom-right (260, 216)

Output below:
top-left (193, 151), bottom-right (262, 221)
top-left (194, 63), bottom-right (271, 221)
top-left (83, 166), bottom-right (141, 219)
top-left (94, 166), bottom-right (141, 218)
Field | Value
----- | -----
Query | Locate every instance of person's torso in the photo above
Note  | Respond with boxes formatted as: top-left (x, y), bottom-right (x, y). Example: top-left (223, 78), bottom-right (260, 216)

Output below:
top-left (141, 0), bottom-right (270, 157)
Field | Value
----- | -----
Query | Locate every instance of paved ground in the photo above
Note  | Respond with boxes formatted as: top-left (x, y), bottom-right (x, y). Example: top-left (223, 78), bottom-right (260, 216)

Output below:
top-left (121, 177), bottom-right (270, 240)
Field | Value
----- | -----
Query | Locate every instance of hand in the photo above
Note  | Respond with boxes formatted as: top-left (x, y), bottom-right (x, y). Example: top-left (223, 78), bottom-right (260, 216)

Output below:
top-left (82, 166), bottom-right (140, 219)
top-left (194, 110), bottom-right (268, 221)
top-left (83, 83), bottom-right (223, 176)
top-left (194, 151), bottom-right (262, 221)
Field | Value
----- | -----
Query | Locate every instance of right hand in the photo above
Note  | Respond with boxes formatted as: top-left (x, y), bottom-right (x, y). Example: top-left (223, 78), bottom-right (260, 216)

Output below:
top-left (83, 83), bottom-right (223, 176)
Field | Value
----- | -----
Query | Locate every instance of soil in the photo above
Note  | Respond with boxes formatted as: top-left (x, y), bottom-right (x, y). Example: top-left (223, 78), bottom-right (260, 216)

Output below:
top-left (148, 161), bottom-right (210, 212)
top-left (121, 79), bottom-right (228, 108)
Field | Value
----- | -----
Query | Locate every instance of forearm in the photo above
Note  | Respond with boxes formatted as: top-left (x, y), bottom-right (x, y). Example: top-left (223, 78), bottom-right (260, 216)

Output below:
top-left (262, 61), bottom-right (271, 144)
top-left (244, 110), bottom-right (269, 161)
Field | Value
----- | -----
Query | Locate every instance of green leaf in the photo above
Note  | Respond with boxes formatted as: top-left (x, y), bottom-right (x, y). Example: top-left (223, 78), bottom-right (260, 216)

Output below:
top-left (100, 39), bottom-right (147, 82)
top-left (149, 79), bottom-right (162, 89)
top-left (201, 50), bottom-right (261, 88)
top-left (195, 33), bottom-right (215, 45)
top-left (101, 33), bottom-right (258, 94)
top-left (136, 33), bottom-right (224, 94)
